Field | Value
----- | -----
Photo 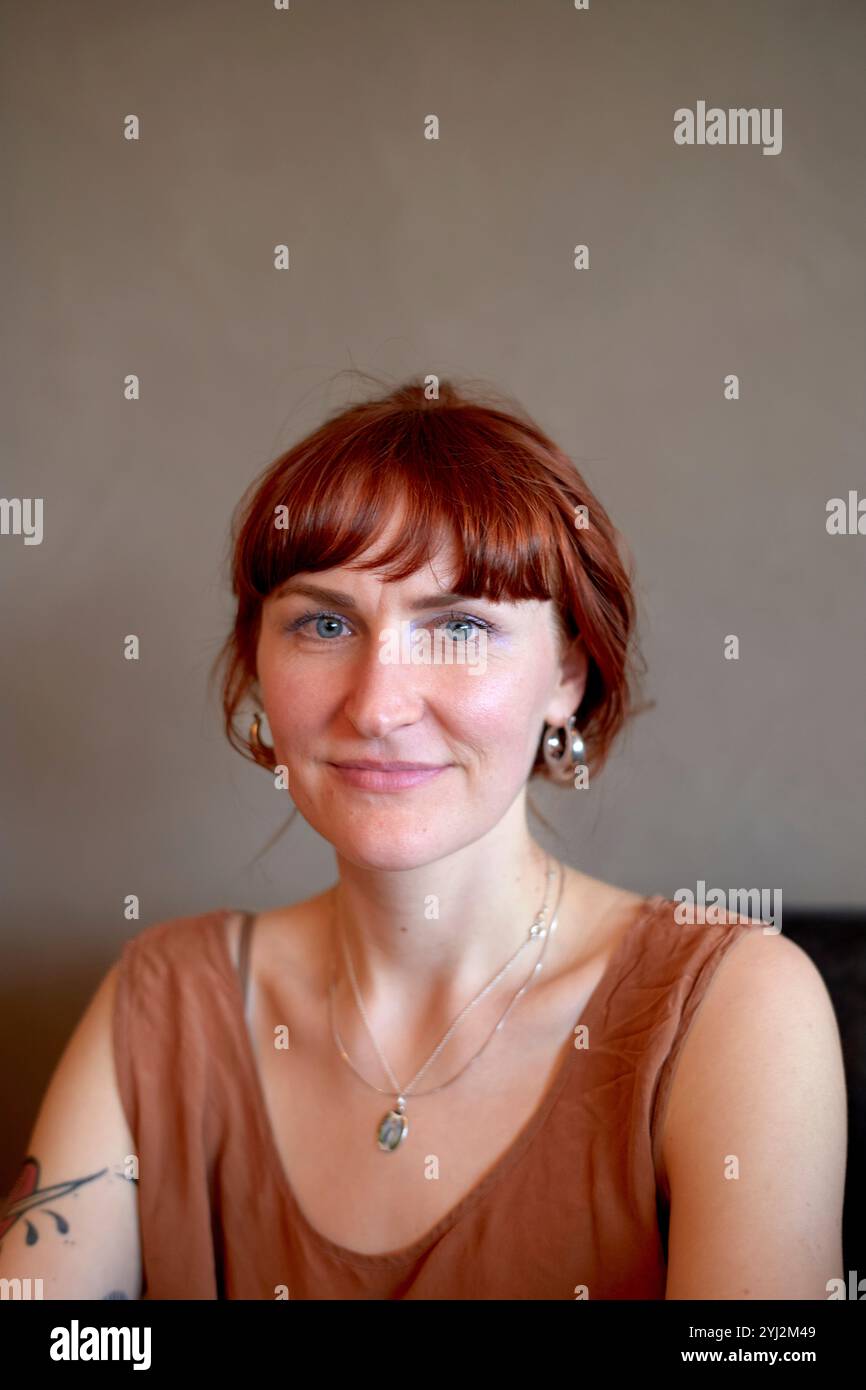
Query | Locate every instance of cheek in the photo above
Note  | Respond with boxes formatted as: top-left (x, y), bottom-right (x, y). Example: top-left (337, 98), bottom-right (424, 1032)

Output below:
top-left (255, 635), bottom-right (306, 734)
top-left (258, 665), bottom-right (317, 740)
top-left (256, 637), bottom-right (550, 750)
top-left (456, 670), bottom-right (530, 719)
top-left (442, 665), bottom-right (547, 755)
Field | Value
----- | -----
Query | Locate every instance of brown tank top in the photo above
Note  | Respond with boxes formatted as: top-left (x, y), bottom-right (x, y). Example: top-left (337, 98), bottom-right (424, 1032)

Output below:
top-left (112, 895), bottom-right (763, 1299)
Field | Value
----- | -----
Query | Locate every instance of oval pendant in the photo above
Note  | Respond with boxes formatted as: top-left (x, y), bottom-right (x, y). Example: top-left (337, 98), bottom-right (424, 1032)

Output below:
top-left (377, 1108), bottom-right (409, 1152)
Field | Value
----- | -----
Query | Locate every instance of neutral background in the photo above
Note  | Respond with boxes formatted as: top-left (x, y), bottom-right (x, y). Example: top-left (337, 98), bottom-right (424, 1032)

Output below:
top-left (1, 0), bottom-right (864, 1189)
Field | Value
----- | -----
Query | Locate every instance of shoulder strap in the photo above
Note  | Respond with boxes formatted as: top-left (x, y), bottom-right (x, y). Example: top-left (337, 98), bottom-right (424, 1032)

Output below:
top-left (236, 911), bottom-right (256, 1011)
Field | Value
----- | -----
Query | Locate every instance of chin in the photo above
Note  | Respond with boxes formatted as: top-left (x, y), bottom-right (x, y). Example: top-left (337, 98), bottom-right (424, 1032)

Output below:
top-left (330, 828), bottom-right (457, 872)
top-left (297, 802), bottom-right (466, 871)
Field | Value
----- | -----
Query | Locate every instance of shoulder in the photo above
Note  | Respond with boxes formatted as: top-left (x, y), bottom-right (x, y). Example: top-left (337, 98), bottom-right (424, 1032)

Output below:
top-left (112, 909), bottom-right (250, 1067)
top-left (659, 918), bottom-right (847, 1297)
top-left (116, 907), bottom-right (237, 980)
top-left (660, 921), bottom-right (844, 1151)
top-left (558, 869), bottom-right (650, 963)
top-left (662, 921), bottom-right (842, 1098)
top-left (234, 891), bottom-right (334, 987)
top-left (118, 894), bottom-right (332, 981)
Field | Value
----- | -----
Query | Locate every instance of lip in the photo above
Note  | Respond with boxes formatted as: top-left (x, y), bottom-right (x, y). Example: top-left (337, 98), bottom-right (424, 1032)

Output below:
top-left (327, 761), bottom-right (451, 792)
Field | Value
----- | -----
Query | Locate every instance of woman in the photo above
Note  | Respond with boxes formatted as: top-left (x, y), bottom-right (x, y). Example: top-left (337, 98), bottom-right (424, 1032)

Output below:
top-left (0, 378), bottom-right (847, 1299)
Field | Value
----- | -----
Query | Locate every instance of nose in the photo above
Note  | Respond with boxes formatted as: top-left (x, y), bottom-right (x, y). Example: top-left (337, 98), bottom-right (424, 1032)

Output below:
top-left (340, 623), bottom-right (428, 740)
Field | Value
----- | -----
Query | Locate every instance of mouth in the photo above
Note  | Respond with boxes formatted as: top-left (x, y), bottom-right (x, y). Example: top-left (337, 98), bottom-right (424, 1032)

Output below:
top-left (327, 761), bottom-right (452, 792)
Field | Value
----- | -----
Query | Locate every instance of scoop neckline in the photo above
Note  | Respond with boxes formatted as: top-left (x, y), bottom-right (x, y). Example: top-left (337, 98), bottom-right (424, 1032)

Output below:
top-left (215, 892), bottom-right (664, 1269)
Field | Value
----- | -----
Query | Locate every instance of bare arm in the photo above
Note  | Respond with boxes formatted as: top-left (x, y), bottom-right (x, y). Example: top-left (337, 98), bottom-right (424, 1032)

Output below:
top-left (0, 962), bottom-right (143, 1299)
top-left (661, 928), bottom-right (847, 1299)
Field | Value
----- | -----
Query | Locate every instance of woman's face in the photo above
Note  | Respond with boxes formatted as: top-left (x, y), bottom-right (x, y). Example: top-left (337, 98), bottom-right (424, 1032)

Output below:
top-left (254, 528), bottom-right (587, 870)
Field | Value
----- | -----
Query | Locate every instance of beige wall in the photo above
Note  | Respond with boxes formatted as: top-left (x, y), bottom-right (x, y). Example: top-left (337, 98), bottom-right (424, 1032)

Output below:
top-left (1, 0), bottom-right (864, 1186)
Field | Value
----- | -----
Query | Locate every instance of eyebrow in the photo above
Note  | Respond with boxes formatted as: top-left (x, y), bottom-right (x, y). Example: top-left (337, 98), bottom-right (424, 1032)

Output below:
top-left (272, 580), bottom-right (488, 612)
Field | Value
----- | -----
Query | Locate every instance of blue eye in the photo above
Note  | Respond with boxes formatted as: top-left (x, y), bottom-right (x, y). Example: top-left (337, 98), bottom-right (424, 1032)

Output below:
top-left (283, 609), bottom-right (493, 643)
top-left (441, 617), bottom-right (480, 642)
top-left (285, 611), bottom-right (348, 640)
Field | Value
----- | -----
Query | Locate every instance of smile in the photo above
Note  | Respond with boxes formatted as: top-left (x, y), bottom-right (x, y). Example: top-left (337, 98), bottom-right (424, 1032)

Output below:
top-left (327, 764), bottom-right (451, 792)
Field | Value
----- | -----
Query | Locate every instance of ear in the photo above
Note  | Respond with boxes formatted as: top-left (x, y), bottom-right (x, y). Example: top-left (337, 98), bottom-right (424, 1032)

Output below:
top-left (544, 635), bottom-right (589, 727)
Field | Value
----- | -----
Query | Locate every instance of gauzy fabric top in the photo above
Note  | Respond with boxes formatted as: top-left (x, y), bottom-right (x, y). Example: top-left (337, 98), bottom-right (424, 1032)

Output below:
top-left (112, 895), bottom-right (762, 1299)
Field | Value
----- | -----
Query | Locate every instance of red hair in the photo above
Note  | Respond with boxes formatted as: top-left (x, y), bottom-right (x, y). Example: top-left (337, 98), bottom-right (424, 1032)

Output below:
top-left (210, 374), bottom-right (650, 793)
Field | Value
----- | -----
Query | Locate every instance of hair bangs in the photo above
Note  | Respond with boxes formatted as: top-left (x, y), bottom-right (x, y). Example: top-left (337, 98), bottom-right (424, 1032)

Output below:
top-left (237, 423), bottom-right (571, 616)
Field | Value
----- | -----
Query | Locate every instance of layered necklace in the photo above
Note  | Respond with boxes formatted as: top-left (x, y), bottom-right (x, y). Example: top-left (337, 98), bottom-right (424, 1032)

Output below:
top-left (327, 853), bottom-right (565, 1151)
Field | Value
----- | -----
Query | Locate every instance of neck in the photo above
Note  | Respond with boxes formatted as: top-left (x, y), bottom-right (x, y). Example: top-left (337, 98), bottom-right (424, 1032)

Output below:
top-left (326, 801), bottom-right (565, 1031)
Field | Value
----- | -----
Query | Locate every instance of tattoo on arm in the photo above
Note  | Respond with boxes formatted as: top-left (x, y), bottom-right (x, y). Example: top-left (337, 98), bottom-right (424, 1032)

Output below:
top-left (103, 1290), bottom-right (129, 1299)
top-left (0, 1155), bottom-right (108, 1249)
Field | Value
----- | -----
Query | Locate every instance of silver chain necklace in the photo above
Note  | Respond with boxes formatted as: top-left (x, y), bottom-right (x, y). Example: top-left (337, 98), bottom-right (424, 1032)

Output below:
top-left (328, 853), bottom-right (565, 1152)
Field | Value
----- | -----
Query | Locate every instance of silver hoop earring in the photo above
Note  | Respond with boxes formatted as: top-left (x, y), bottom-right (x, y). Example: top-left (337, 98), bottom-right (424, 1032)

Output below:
top-left (542, 714), bottom-right (586, 783)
